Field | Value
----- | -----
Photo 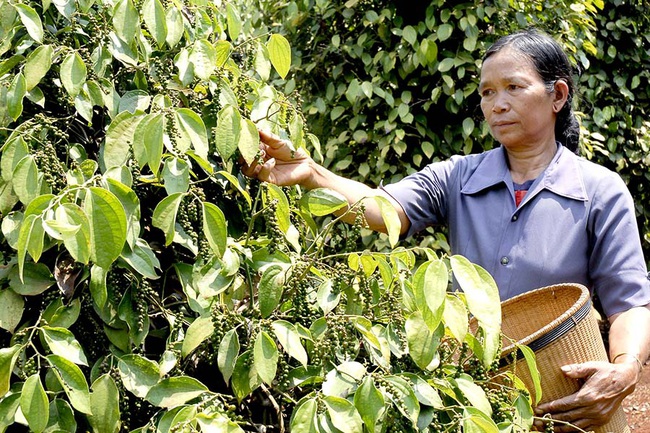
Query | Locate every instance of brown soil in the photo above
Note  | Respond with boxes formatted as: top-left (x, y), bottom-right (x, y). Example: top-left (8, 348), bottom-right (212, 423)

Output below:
top-left (622, 363), bottom-right (650, 432)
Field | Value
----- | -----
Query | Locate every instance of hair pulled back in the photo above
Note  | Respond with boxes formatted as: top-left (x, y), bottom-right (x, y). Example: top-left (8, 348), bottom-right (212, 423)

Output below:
top-left (484, 29), bottom-right (580, 152)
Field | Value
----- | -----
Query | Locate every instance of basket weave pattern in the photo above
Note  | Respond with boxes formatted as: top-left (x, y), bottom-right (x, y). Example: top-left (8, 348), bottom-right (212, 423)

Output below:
top-left (499, 284), bottom-right (629, 433)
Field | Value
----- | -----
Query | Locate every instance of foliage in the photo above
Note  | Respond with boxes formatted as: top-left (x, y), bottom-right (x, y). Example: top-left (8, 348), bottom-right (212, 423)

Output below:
top-left (0, 0), bottom-right (542, 432)
top-left (258, 0), bottom-right (650, 258)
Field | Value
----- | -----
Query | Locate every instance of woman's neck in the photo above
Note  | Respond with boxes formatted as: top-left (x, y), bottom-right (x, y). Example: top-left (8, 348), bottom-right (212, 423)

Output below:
top-left (506, 141), bottom-right (558, 184)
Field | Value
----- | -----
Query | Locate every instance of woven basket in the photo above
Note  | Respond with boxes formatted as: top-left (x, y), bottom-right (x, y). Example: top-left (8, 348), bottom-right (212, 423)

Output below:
top-left (498, 283), bottom-right (629, 433)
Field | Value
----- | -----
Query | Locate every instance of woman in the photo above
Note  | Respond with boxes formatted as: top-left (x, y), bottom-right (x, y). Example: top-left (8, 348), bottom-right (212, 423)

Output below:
top-left (243, 29), bottom-right (650, 432)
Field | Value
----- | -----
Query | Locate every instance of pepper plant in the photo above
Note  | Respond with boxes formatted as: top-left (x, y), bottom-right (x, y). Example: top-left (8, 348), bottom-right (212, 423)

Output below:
top-left (0, 0), bottom-right (540, 431)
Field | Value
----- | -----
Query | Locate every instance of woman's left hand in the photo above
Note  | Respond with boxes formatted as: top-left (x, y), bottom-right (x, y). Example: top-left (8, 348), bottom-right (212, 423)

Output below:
top-left (533, 360), bottom-right (639, 432)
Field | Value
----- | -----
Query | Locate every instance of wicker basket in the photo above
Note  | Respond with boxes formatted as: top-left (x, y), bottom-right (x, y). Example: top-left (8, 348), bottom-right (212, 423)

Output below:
top-left (498, 283), bottom-right (629, 433)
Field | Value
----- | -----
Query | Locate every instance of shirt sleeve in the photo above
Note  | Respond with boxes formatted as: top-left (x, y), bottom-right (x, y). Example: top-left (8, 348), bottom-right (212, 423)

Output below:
top-left (588, 171), bottom-right (650, 317)
top-left (381, 157), bottom-right (459, 238)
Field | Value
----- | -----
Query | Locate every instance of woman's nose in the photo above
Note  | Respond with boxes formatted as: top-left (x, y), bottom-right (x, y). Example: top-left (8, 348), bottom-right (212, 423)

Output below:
top-left (492, 92), bottom-right (510, 112)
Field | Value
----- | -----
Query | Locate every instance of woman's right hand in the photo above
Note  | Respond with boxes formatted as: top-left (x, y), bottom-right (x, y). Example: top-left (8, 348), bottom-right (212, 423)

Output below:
top-left (241, 130), bottom-right (315, 187)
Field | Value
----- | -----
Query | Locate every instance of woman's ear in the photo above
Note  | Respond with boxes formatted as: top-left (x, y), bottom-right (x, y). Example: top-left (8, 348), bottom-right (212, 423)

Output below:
top-left (552, 79), bottom-right (570, 113)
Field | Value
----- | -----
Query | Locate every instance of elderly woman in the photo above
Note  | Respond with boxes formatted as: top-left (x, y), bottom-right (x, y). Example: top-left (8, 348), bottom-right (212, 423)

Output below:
top-left (243, 29), bottom-right (650, 432)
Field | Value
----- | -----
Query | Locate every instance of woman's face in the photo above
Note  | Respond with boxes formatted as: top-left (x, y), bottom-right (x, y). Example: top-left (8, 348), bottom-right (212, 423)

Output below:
top-left (479, 48), bottom-right (561, 151)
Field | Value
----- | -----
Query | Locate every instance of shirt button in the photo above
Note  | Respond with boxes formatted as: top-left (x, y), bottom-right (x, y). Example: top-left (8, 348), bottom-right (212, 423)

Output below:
top-left (511, 214), bottom-right (518, 221)
top-left (500, 256), bottom-right (510, 266)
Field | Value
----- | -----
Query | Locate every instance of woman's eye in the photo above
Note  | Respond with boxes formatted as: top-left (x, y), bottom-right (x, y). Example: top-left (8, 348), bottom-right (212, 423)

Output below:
top-left (507, 84), bottom-right (520, 91)
top-left (481, 89), bottom-right (494, 97)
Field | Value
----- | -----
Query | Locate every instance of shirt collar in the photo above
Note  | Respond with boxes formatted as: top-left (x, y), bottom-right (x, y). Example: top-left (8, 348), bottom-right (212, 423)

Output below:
top-left (461, 143), bottom-right (588, 201)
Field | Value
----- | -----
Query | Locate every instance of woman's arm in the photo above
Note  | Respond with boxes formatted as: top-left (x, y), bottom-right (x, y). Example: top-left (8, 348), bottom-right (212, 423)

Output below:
top-left (242, 130), bottom-right (410, 234)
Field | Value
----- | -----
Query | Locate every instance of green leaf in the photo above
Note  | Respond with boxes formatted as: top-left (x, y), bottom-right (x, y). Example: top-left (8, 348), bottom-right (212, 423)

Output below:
top-left (175, 108), bottom-right (209, 160)
top-left (300, 188), bottom-right (347, 216)
top-left (118, 89), bottom-right (151, 114)
top-left (412, 259), bottom-right (447, 330)
top-left (89, 374), bottom-right (120, 433)
top-left (14, 4), bottom-right (43, 43)
top-left (142, 0), bottom-right (167, 47)
top-left (316, 278), bottom-right (340, 315)
top-left (0, 289), bottom-right (23, 333)
top-left (196, 413), bottom-right (246, 433)
top-left (0, 345), bottom-right (20, 396)
top-left (217, 170), bottom-right (251, 208)
top-left (374, 195), bottom-right (401, 247)
top-left (16, 215), bottom-right (45, 279)
top-left (21, 374), bottom-right (49, 433)
top-left (225, 3), bottom-right (241, 41)
top-left (455, 374), bottom-right (492, 416)
top-left (354, 376), bottom-right (385, 432)
top-left (9, 262), bottom-right (54, 296)
top-left (46, 399), bottom-right (78, 432)
top-left (402, 25), bottom-right (417, 45)
top-left (1, 136), bottom-right (29, 182)
top-left (215, 40), bottom-right (232, 67)
top-left (253, 331), bottom-right (278, 385)
top-left (450, 255), bottom-right (500, 329)
top-left (133, 113), bottom-right (164, 174)
top-left (437, 23), bottom-right (453, 42)
top-left (383, 375), bottom-right (420, 424)
top-left (290, 397), bottom-right (318, 433)
top-left (190, 39), bottom-right (216, 80)
top-left (162, 157), bottom-right (189, 195)
top-left (103, 111), bottom-right (142, 169)
top-left (7, 72), bottom-right (26, 120)
top-left (462, 117), bottom-right (475, 138)
top-left (405, 311), bottom-right (440, 370)
top-left (201, 201), bottom-right (227, 258)
top-left (85, 187), bottom-right (128, 268)
top-left (443, 293), bottom-right (468, 343)
top-left (24, 45), bottom-right (53, 91)
top-left (323, 396), bottom-right (363, 433)
top-left (12, 154), bottom-right (39, 204)
top-left (60, 52), bottom-right (87, 97)
top-left (42, 326), bottom-right (88, 366)
top-left (145, 376), bottom-right (207, 408)
top-left (238, 118), bottom-right (259, 166)
top-left (118, 354), bottom-right (161, 398)
top-left (0, 393), bottom-right (20, 431)
top-left (267, 34), bottom-right (291, 79)
top-left (214, 105), bottom-right (241, 161)
top-left (150, 190), bottom-right (183, 244)
top-left (462, 406), bottom-right (499, 433)
top-left (42, 297), bottom-right (81, 329)
top-left (271, 320), bottom-right (308, 367)
top-left (165, 6), bottom-right (184, 48)
top-left (121, 239), bottom-right (160, 279)
top-left (218, 328), bottom-right (240, 385)
top-left (181, 316), bottom-right (214, 358)
top-left (518, 344), bottom-right (542, 405)
top-left (112, 0), bottom-right (139, 44)
top-left (258, 264), bottom-right (286, 318)
top-left (47, 354), bottom-right (92, 414)
top-left (45, 203), bottom-right (91, 264)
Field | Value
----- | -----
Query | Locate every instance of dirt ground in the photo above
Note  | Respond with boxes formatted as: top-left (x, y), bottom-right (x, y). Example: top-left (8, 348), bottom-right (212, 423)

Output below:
top-left (622, 362), bottom-right (650, 432)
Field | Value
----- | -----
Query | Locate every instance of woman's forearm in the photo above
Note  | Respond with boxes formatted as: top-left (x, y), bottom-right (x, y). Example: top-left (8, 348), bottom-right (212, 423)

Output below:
top-left (608, 305), bottom-right (650, 378)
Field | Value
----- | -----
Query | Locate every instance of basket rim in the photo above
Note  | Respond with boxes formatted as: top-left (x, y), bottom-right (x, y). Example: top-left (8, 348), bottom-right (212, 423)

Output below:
top-left (500, 283), bottom-right (591, 356)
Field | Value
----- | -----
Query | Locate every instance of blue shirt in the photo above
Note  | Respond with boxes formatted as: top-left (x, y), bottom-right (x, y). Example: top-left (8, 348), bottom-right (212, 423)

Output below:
top-left (382, 144), bottom-right (650, 317)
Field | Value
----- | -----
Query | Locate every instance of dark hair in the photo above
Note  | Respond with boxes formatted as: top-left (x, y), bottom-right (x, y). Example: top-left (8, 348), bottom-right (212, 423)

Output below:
top-left (484, 29), bottom-right (580, 152)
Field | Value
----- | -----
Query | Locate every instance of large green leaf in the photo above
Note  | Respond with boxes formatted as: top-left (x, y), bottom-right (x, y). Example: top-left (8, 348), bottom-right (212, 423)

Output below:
top-left (12, 154), bottom-right (40, 204)
top-left (271, 320), bottom-right (308, 367)
top-left (290, 397), bottom-right (318, 433)
top-left (24, 44), bottom-right (53, 90)
top-left (16, 214), bottom-right (45, 280)
top-left (518, 344), bottom-right (542, 405)
top-left (47, 354), bottom-right (92, 414)
top-left (0, 345), bottom-right (20, 397)
top-left (267, 34), bottom-right (291, 79)
top-left (133, 112), bottom-right (164, 174)
top-left (462, 407), bottom-right (499, 433)
top-left (189, 39), bottom-right (216, 80)
top-left (103, 111), bottom-right (143, 169)
top-left (175, 108), bottom-right (209, 160)
top-left (145, 376), bottom-right (207, 408)
top-left (201, 201), bottom-right (227, 258)
top-left (44, 203), bottom-right (91, 264)
top-left (14, 4), bottom-right (43, 43)
top-left (323, 396), bottom-right (363, 433)
top-left (258, 264), bottom-right (286, 318)
top-left (1, 136), bottom-right (29, 182)
top-left (374, 195), bottom-right (401, 247)
top-left (454, 374), bottom-right (492, 416)
top-left (89, 374), bottom-right (120, 433)
top-left (411, 259), bottom-right (447, 331)
top-left (449, 255), bottom-right (501, 329)
top-left (9, 262), bottom-right (54, 295)
top-left (214, 105), bottom-right (241, 161)
top-left (225, 3), bottom-right (241, 41)
top-left (218, 328), bottom-right (240, 385)
top-left (120, 239), bottom-right (160, 279)
top-left (353, 376), bottom-right (385, 433)
top-left (152, 192), bottom-right (185, 245)
top-left (85, 187), bottom-right (128, 268)
top-left (162, 157), bottom-right (189, 195)
top-left (253, 331), bottom-right (278, 385)
top-left (112, 0), bottom-right (139, 44)
top-left (300, 188), bottom-right (347, 216)
top-left (42, 326), bottom-right (88, 366)
top-left (0, 289), bottom-right (23, 333)
top-left (7, 72), bottom-right (26, 120)
top-left (405, 311), bottom-right (440, 370)
top-left (142, 0), bottom-right (167, 47)
top-left (165, 6), bottom-right (184, 48)
top-left (60, 52), bottom-right (87, 97)
top-left (181, 316), bottom-right (214, 358)
top-left (118, 354), bottom-right (161, 398)
top-left (20, 374), bottom-right (49, 433)
top-left (46, 399), bottom-right (78, 432)
top-left (238, 118), bottom-right (259, 166)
